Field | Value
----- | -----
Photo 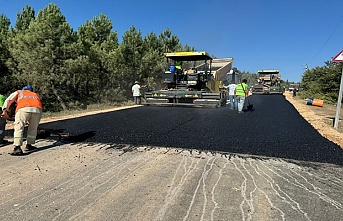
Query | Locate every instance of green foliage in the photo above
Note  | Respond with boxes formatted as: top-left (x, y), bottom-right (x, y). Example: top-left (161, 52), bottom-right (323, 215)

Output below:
top-left (6, 2), bottom-right (341, 113)
top-left (0, 14), bottom-right (11, 32)
top-left (117, 25), bottom-right (144, 88)
top-left (159, 28), bottom-right (181, 52)
top-left (0, 3), bottom-right (200, 112)
top-left (15, 5), bottom-right (35, 32)
top-left (6, 3), bottom-right (79, 111)
top-left (78, 13), bottom-right (119, 103)
top-left (300, 62), bottom-right (343, 104)
top-left (0, 14), bottom-right (13, 93)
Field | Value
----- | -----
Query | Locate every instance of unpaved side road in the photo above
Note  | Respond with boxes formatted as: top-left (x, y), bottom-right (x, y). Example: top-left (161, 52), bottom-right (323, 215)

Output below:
top-left (0, 141), bottom-right (343, 221)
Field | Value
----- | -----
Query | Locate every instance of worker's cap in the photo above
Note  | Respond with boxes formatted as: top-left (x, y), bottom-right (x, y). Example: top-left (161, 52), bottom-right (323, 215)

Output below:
top-left (134, 81), bottom-right (139, 84)
top-left (22, 85), bottom-right (33, 91)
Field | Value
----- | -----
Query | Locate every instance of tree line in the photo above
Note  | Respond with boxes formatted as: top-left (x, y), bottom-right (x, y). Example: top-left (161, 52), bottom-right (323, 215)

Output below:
top-left (301, 61), bottom-right (343, 104)
top-left (1, 3), bottom-right (341, 113)
top-left (0, 3), bottom-right (195, 112)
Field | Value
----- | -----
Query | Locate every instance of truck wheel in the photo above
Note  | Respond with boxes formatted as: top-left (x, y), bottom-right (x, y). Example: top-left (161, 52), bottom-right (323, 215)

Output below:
top-left (216, 101), bottom-right (221, 108)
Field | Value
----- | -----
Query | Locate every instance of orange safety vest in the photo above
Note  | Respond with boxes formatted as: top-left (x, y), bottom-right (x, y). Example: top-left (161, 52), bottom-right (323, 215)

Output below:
top-left (15, 90), bottom-right (42, 112)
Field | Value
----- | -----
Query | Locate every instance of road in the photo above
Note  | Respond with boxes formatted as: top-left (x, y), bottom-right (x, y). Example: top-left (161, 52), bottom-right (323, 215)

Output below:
top-left (0, 94), bottom-right (343, 221)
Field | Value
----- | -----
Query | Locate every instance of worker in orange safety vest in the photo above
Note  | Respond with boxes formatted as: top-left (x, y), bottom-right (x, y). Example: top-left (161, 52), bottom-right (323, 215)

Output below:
top-left (3, 85), bottom-right (43, 155)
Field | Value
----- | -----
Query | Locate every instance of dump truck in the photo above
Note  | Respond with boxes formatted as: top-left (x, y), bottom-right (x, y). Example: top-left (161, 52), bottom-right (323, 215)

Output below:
top-left (144, 51), bottom-right (233, 107)
top-left (252, 70), bottom-right (283, 94)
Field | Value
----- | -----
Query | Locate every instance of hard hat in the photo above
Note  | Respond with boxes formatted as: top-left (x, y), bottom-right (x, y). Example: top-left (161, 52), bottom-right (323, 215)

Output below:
top-left (22, 85), bottom-right (33, 91)
top-left (134, 81), bottom-right (139, 84)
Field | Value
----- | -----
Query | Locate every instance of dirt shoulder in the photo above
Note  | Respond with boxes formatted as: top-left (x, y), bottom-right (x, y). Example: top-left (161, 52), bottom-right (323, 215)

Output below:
top-left (284, 91), bottom-right (343, 148)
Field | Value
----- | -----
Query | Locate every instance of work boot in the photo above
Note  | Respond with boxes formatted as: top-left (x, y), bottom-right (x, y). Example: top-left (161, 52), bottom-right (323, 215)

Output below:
top-left (9, 146), bottom-right (23, 156)
top-left (24, 144), bottom-right (37, 151)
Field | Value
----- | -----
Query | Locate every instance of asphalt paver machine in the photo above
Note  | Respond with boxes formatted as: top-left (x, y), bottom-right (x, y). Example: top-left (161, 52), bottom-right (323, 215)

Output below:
top-left (145, 51), bottom-right (228, 107)
top-left (252, 70), bottom-right (283, 94)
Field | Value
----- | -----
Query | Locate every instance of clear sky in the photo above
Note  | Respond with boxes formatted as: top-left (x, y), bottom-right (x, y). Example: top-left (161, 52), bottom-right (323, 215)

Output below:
top-left (1, 0), bottom-right (343, 82)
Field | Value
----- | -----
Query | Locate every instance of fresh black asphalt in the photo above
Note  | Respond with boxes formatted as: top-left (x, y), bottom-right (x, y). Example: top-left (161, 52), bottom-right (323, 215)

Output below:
top-left (38, 94), bottom-right (343, 166)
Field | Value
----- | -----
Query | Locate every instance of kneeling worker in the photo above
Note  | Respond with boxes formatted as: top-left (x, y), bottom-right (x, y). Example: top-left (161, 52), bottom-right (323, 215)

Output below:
top-left (3, 85), bottom-right (43, 155)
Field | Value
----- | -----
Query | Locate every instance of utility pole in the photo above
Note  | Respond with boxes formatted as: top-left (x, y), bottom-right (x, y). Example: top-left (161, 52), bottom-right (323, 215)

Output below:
top-left (334, 68), bottom-right (343, 129)
top-left (332, 49), bottom-right (343, 129)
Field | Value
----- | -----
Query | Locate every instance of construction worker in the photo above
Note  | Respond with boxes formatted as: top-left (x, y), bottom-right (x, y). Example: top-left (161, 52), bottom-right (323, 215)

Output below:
top-left (3, 85), bottom-right (43, 155)
top-left (175, 61), bottom-right (184, 81)
top-left (225, 80), bottom-right (237, 110)
top-left (132, 81), bottom-right (143, 105)
top-left (175, 61), bottom-right (182, 70)
top-left (234, 79), bottom-right (249, 114)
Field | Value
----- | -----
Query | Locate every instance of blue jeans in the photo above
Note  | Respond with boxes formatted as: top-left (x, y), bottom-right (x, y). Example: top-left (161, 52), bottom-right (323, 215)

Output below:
top-left (236, 96), bottom-right (246, 112)
top-left (133, 96), bottom-right (141, 105)
top-left (229, 95), bottom-right (237, 109)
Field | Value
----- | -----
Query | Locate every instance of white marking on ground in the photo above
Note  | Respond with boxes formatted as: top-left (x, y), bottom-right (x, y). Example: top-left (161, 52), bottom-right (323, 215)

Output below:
top-left (154, 156), bottom-right (200, 221)
top-left (249, 160), bottom-right (286, 221)
top-left (256, 162), bottom-right (311, 221)
top-left (270, 164), bottom-right (343, 210)
top-left (183, 156), bottom-right (215, 221)
top-left (210, 158), bottom-right (230, 221)
top-left (232, 158), bottom-right (249, 221)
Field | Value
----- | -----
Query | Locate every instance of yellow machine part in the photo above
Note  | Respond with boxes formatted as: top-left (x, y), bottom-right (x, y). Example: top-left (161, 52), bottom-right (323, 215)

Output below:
top-left (206, 79), bottom-right (225, 93)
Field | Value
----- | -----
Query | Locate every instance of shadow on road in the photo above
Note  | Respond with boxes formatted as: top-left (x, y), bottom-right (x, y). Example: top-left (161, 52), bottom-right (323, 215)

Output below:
top-left (4, 128), bottom-right (97, 155)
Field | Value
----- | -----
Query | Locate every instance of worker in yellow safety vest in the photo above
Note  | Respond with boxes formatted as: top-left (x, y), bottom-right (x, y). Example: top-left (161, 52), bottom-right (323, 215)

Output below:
top-left (175, 61), bottom-right (182, 70)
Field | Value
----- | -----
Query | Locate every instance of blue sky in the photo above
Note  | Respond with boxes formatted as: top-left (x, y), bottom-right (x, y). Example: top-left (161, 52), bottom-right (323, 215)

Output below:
top-left (1, 0), bottom-right (343, 82)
